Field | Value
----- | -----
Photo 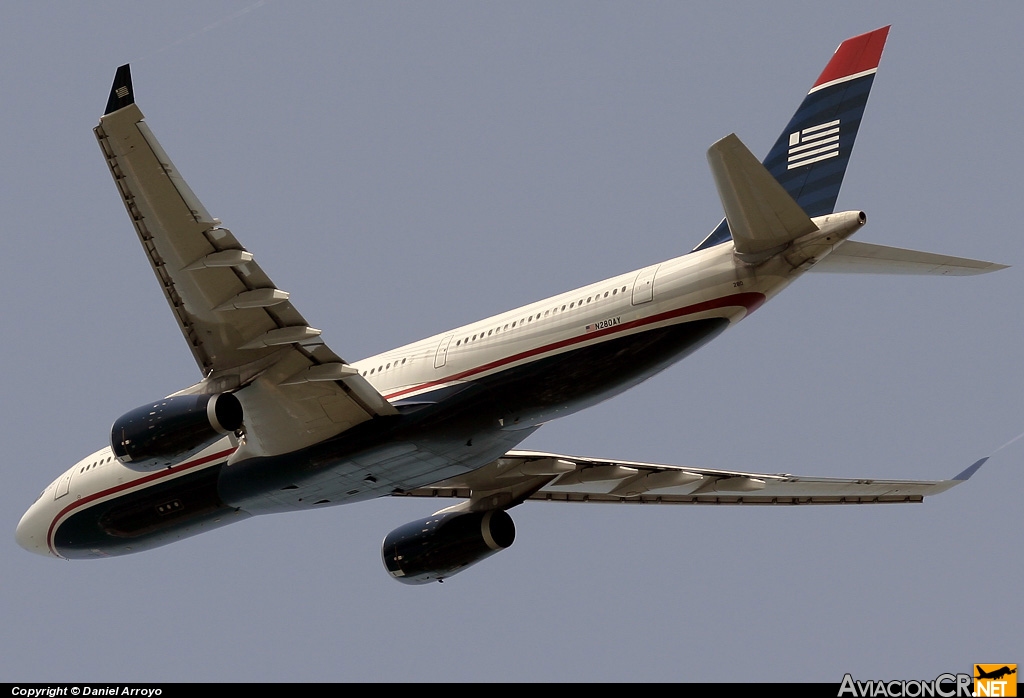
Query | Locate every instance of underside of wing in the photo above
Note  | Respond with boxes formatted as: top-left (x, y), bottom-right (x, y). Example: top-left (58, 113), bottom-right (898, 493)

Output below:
top-left (397, 450), bottom-right (985, 510)
top-left (96, 65), bottom-right (396, 458)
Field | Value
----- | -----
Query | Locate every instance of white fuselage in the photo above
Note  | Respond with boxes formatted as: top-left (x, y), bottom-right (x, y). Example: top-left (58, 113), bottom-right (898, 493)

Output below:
top-left (353, 240), bottom-right (779, 400)
top-left (17, 237), bottom-right (811, 558)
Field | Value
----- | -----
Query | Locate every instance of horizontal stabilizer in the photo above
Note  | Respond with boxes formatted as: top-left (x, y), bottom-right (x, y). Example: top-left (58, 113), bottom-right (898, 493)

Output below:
top-left (707, 134), bottom-right (818, 259)
top-left (810, 241), bottom-right (1008, 275)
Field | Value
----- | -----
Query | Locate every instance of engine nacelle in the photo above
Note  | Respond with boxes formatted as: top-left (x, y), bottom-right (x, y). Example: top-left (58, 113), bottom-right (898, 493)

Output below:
top-left (382, 509), bottom-right (515, 584)
top-left (110, 393), bottom-right (243, 470)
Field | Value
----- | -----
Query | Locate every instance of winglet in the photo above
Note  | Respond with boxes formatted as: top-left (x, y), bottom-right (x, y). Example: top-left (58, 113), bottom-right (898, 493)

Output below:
top-left (811, 26), bottom-right (890, 92)
top-left (953, 457), bottom-right (988, 482)
top-left (104, 64), bottom-right (134, 115)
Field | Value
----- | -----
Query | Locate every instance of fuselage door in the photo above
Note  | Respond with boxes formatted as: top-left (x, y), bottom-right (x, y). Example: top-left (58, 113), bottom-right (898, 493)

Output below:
top-left (434, 334), bottom-right (454, 369)
top-left (631, 264), bottom-right (661, 305)
top-left (55, 470), bottom-right (73, 500)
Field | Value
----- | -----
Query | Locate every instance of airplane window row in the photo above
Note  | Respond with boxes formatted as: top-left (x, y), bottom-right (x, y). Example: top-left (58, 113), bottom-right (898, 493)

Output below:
top-left (80, 455), bottom-right (113, 474)
top-left (364, 357), bottom-right (407, 376)
top-left (452, 285), bottom-right (629, 349)
top-left (358, 284), bottom-right (629, 377)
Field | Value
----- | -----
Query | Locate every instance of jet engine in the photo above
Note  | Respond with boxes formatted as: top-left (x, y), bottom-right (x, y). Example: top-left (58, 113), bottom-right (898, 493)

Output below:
top-left (382, 509), bottom-right (515, 584)
top-left (110, 393), bottom-right (243, 470)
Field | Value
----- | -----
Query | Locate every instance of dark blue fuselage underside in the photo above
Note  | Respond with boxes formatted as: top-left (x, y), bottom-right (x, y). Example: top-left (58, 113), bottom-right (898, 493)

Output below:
top-left (54, 317), bottom-right (728, 558)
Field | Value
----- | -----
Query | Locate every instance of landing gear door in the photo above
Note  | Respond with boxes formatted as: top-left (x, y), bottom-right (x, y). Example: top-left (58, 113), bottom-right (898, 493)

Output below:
top-left (434, 335), bottom-right (454, 369)
top-left (631, 264), bottom-right (660, 305)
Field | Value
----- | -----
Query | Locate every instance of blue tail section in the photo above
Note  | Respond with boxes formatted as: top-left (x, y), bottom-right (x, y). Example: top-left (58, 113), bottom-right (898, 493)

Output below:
top-left (694, 27), bottom-right (890, 252)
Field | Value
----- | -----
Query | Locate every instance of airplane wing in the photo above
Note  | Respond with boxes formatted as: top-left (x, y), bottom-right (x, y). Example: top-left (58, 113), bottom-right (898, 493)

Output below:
top-left (397, 450), bottom-right (987, 510)
top-left (96, 65), bottom-right (396, 458)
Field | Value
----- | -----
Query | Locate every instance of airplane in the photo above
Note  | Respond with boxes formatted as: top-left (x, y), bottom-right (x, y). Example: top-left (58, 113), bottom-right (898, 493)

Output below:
top-left (975, 667), bottom-right (1017, 681)
top-left (16, 26), bottom-right (1006, 583)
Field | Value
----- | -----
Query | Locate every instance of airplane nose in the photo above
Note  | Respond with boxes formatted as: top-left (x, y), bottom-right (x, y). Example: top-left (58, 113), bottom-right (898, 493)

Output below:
top-left (16, 501), bottom-right (55, 557)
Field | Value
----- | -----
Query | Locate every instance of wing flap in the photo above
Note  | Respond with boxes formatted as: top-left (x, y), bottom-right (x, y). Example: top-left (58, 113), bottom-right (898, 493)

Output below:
top-left (397, 449), bottom-right (969, 508)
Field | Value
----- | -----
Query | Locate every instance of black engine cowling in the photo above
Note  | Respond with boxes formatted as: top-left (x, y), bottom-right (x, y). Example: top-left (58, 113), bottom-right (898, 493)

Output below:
top-left (110, 393), bottom-right (243, 470)
top-left (382, 509), bottom-right (515, 584)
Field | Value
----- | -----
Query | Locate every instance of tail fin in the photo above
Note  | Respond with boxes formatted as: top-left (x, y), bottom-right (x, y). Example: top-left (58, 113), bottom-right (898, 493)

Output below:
top-left (766, 26), bottom-right (889, 215)
top-left (695, 26), bottom-right (890, 252)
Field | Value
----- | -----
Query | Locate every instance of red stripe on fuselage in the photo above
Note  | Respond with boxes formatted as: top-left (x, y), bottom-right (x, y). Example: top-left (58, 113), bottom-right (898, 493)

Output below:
top-left (812, 26), bottom-right (889, 89)
top-left (384, 291), bottom-right (765, 400)
top-left (46, 446), bottom-right (237, 557)
top-left (45, 291), bottom-right (765, 554)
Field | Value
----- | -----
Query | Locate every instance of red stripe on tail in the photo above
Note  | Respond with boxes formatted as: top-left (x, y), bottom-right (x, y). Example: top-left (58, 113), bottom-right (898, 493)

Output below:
top-left (812, 26), bottom-right (890, 89)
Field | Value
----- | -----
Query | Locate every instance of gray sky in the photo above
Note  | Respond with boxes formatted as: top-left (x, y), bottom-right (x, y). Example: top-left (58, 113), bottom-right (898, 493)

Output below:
top-left (3, 1), bottom-right (1021, 683)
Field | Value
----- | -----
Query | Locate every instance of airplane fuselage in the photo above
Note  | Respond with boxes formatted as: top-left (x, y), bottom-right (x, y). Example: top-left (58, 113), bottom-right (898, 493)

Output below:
top-left (18, 237), bottom-right (809, 559)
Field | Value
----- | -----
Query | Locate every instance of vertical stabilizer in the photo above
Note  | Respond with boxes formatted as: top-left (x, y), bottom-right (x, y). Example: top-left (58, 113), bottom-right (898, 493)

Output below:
top-left (765, 26), bottom-right (889, 216)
